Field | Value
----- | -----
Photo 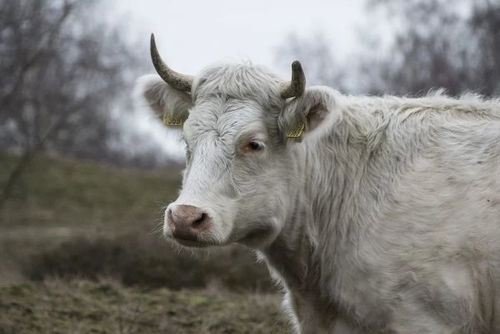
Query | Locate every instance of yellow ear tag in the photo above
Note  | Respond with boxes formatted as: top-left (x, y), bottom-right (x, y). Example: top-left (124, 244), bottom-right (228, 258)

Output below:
top-left (163, 114), bottom-right (184, 127)
top-left (287, 122), bottom-right (305, 138)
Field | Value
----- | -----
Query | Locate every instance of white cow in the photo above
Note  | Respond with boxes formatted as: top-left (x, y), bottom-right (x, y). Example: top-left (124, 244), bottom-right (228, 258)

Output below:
top-left (137, 34), bottom-right (500, 333)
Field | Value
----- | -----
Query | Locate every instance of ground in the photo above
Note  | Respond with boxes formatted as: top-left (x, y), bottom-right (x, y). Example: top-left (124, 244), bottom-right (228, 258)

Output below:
top-left (0, 280), bottom-right (287, 334)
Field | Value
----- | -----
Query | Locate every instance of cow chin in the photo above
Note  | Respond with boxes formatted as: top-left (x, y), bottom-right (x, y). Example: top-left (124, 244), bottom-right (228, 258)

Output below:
top-left (164, 229), bottom-right (229, 248)
top-left (168, 237), bottom-right (218, 248)
top-left (163, 221), bottom-right (232, 248)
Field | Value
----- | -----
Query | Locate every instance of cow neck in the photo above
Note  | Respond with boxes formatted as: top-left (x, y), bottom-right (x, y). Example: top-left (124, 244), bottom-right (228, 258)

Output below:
top-left (261, 126), bottom-right (360, 294)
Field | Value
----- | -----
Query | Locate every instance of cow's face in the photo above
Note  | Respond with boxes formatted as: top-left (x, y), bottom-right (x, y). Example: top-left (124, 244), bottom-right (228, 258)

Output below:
top-left (138, 36), bottom-right (334, 248)
top-left (173, 82), bottom-right (290, 248)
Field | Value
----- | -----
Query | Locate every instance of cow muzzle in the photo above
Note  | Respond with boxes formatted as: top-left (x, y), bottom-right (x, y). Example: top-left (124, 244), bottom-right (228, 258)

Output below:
top-left (165, 204), bottom-right (212, 244)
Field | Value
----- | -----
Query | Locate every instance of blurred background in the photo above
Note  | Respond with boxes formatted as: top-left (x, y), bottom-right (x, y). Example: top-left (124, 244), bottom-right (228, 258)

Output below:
top-left (1, 0), bottom-right (499, 332)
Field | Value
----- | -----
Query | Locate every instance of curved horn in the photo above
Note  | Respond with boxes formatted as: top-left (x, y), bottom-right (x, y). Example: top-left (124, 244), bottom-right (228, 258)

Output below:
top-left (150, 33), bottom-right (193, 93)
top-left (280, 60), bottom-right (306, 99)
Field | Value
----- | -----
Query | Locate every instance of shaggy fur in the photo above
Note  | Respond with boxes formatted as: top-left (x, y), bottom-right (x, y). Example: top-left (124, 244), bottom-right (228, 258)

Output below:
top-left (138, 62), bottom-right (500, 333)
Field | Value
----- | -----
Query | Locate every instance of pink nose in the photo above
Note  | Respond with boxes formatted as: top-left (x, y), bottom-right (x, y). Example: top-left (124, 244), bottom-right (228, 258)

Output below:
top-left (167, 205), bottom-right (211, 241)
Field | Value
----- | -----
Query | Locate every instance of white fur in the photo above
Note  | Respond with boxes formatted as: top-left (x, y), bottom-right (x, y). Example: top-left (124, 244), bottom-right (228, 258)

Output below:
top-left (137, 62), bottom-right (500, 333)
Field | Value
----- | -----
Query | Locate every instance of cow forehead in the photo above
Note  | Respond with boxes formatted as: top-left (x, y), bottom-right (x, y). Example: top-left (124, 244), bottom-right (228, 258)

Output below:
top-left (183, 63), bottom-right (285, 145)
top-left (184, 98), bottom-right (268, 144)
top-left (192, 63), bottom-right (284, 106)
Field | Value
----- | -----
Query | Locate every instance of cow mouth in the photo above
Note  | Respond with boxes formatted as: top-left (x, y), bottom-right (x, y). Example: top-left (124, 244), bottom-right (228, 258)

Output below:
top-left (171, 235), bottom-right (216, 248)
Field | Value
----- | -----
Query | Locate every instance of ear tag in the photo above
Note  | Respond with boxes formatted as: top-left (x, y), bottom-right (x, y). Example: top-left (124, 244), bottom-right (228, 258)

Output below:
top-left (163, 114), bottom-right (184, 127)
top-left (287, 122), bottom-right (305, 139)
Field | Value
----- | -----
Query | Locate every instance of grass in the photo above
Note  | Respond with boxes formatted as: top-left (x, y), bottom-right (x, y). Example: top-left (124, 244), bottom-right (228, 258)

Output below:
top-left (0, 153), bottom-right (287, 332)
top-left (0, 279), bottom-right (289, 334)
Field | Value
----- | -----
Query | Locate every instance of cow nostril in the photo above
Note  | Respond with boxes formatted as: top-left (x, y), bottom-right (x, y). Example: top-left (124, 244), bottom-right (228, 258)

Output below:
top-left (192, 212), bottom-right (207, 228)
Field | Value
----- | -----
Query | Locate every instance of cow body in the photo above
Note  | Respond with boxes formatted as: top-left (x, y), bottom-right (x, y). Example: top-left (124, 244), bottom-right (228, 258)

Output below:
top-left (138, 51), bottom-right (500, 333)
top-left (259, 93), bottom-right (500, 333)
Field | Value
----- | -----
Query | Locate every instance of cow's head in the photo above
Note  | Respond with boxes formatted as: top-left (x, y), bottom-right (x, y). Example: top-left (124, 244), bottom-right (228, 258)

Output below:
top-left (138, 34), bottom-right (335, 249)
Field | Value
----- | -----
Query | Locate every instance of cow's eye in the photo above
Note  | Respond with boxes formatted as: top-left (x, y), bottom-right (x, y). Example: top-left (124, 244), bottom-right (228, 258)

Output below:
top-left (242, 140), bottom-right (264, 153)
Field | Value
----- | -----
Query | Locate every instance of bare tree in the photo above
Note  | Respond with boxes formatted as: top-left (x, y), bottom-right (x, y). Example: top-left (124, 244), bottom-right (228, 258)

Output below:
top-left (363, 0), bottom-right (500, 96)
top-left (0, 0), bottom-right (141, 209)
top-left (468, 0), bottom-right (500, 96)
top-left (275, 0), bottom-right (500, 97)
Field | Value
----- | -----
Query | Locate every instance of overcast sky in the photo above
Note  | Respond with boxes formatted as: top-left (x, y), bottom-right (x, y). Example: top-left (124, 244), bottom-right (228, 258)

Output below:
top-left (114, 0), bottom-right (367, 76)
top-left (112, 0), bottom-right (368, 161)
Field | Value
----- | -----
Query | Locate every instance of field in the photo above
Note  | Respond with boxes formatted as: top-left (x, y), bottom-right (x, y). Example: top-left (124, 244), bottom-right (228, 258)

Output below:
top-left (0, 280), bottom-right (287, 334)
top-left (0, 154), bottom-right (290, 333)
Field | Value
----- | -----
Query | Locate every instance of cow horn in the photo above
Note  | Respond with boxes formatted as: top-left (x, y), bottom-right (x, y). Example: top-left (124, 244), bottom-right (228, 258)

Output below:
top-left (150, 33), bottom-right (193, 93)
top-left (280, 60), bottom-right (306, 99)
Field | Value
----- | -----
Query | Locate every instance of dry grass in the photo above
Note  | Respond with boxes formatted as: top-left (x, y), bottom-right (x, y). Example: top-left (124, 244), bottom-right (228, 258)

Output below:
top-left (0, 279), bottom-right (290, 334)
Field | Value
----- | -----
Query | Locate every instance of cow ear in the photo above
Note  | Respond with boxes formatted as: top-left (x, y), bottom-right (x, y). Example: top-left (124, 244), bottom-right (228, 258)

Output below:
top-left (135, 74), bottom-right (192, 127)
top-left (279, 86), bottom-right (337, 139)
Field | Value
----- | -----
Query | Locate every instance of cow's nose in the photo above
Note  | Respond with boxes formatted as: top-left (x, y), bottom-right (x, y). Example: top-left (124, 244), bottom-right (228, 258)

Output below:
top-left (167, 205), bottom-right (211, 241)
